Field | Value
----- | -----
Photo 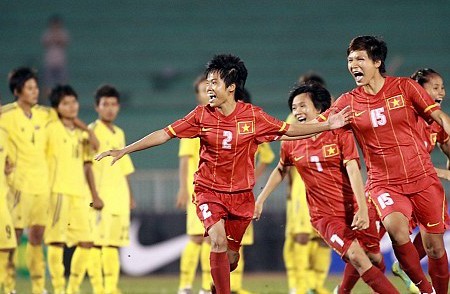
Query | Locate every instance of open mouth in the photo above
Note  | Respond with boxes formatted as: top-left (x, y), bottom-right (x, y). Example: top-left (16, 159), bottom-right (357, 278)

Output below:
top-left (297, 116), bottom-right (307, 123)
top-left (208, 94), bottom-right (216, 103)
top-left (353, 71), bottom-right (364, 82)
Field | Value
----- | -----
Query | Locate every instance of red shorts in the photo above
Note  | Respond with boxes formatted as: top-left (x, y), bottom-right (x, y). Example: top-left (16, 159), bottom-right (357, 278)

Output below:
top-left (193, 185), bottom-right (254, 251)
top-left (368, 174), bottom-right (446, 234)
top-left (311, 203), bottom-right (380, 258)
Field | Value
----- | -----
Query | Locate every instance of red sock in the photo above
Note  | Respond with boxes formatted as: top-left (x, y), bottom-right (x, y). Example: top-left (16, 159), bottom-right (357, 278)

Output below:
top-left (393, 242), bottom-right (433, 293)
top-left (339, 263), bottom-right (360, 293)
top-left (412, 233), bottom-right (427, 260)
top-left (428, 251), bottom-right (449, 294)
top-left (361, 266), bottom-right (400, 294)
top-left (210, 252), bottom-right (230, 294)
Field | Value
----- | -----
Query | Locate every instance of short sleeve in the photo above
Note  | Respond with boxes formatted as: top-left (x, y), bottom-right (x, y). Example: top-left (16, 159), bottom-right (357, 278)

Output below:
top-left (404, 79), bottom-right (440, 124)
top-left (255, 108), bottom-right (289, 143)
top-left (164, 106), bottom-right (202, 139)
top-left (279, 141), bottom-right (294, 167)
top-left (317, 94), bottom-right (349, 122)
top-left (337, 129), bottom-right (360, 165)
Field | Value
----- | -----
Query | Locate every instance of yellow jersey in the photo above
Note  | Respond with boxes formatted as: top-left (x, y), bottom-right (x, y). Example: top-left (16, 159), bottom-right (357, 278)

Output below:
top-left (178, 137), bottom-right (201, 192)
top-left (89, 120), bottom-right (134, 215)
top-left (0, 102), bottom-right (56, 194)
top-left (0, 128), bottom-right (9, 199)
top-left (47, 120), bottom-right (91, 197)
top-left (256, 142), bottom-right (275, 165)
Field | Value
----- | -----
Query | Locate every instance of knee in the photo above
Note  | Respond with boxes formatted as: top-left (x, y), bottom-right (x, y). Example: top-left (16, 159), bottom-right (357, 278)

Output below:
top-left (190, 235), bottom-right (204, 245)
top-left (210, 235), bottom-right (227, 252)
top-left (28, 227), bottom-right (45, 245)
top-left (294, 233), bottom-right (310, 245)
top-left (424, 239), bottom-right (446, 259)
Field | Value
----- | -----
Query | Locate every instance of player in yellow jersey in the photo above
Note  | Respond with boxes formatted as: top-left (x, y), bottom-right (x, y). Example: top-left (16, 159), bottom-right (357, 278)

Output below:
top-left (0, 100), bottom-right (17, 293)
top-left (283, 86), bottom-right (331, 294)
top-left (44, 85), bottom-right (103, 294)
top-left (88, 85), bottom-right (135, 294)
top-left (177, 76), bottom-right (213, 294)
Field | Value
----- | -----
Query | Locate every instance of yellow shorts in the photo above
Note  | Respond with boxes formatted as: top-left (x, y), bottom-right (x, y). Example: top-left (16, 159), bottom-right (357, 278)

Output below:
top-left (93, 211), bottom-right (130, 247)
top-left (0, 194), bottom-right (17, 249)
top-left (44, 193), bottom-right (93, 246)
top-left (241, 222), bottom-right (254, 246)
top-left (7, 189), bottom-right (49, 228)
top-left (187, 200), bottom-right (204, 236)
top-left (286, 193), bottom-right (313, 236)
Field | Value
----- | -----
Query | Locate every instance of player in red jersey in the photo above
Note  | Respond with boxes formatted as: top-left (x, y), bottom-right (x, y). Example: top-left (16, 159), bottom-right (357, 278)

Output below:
top-left (254, 82), bottom-right (399, 294)
top-left (319, 36), bottom-right (449, 294)
top-left (95, 54), bottom-right (350, 294)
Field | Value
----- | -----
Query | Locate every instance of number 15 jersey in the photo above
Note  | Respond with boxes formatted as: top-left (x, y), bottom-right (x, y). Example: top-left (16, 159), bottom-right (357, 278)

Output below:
top-left (164, 101), bottom-right (288, 193)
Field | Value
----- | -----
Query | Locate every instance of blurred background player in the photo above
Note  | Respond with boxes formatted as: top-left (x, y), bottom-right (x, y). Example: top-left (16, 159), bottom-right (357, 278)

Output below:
top-left (176, 75), bottom-right (213, 294)
top-left (88, 84), bottom-right (135, 294)
top-left (44, 85), bottom-right (102, 294)
top-left (231, 89), bottom-right (275, 294)
top-left (284, 74), bottom-right (331, 294)
top-left (0, 67), bottom-right (54, 294)
top-left (254, 82), bottom-right (398, 294)
top-left (390, 68), bottom-right (449, 294)
top-left (0, 99), bottom-right (18, 292)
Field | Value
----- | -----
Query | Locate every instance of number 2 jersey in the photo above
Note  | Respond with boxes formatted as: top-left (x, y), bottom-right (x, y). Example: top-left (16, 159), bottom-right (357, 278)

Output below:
top-left (164, 101), bottom-right (289, 193)
top-left (321, 76), bottom-right (440, 190)
top-left (280, 128), bottom-right (359, 221)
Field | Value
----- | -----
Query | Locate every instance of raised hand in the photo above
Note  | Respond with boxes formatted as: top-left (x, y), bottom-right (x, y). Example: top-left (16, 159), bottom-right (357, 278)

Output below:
top-left (328, 106), bottom-right (352, 130)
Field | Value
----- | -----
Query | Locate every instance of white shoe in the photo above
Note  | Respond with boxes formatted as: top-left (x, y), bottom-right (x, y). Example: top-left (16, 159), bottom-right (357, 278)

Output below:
top-left (332, 285), bottom-right (339, 294)
top-left (199, 289), bottom-right (212, 294)
top-left (178, 289), bottom-right (192, 294)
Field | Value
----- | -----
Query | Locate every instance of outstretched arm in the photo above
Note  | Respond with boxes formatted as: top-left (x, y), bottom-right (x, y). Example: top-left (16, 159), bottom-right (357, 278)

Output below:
top-left (345, 159), bottom-right (369, 230)
top-left (95, 129), bottom-right (171, 165)
top-left (431, 110), bottom-right (450, 138)
top-left (254, 162), bottom-right (289, 220)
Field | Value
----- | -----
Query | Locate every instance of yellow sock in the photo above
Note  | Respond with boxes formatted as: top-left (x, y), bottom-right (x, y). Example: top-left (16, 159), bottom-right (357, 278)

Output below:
top-left (0, 251), bottom-right (9, 285)
top-left (230, 247), bottom-right (245, 292)
top-left (294, 242), bottom-right (312, 293)
top-left (26, 243), bottom-right (46, 294)
top-left (87, 247), bottom-right (104, 294)
top-left (200, 242), bottom-right (212, 291)
top-left (283, 236), bottom-right (296, 292)
top-left (67, 247), bottom-right (90, 294)
top-left (4, 249), bottom-right (17, 293)
top-left (102, 246), bottom-right (120, 294)
top-left (179, 240), bottom-right (201, 290)
top-left (48, 245), bottom-right (66, 293)
top-left (310, 241), bottom-right (331, 293)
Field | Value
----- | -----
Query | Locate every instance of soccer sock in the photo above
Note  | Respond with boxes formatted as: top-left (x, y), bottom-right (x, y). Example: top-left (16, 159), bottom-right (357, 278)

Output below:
top-left (0, 251), bottom-right (8, 285)
top-left (4, 250), bottom-right (17, 293)
top-left (293, 242), bottom-right (311, 293)
top-left (103, 246), bottom-right (120, 294)
top-left (200, 242), bottom-right (212, 290)
top-left (393, 242), bottom-right (433, 293)
top-left (339, 263), bottom-right (360, 293)
top-left (179, 240), bottom-right (201, 290)
top-left (311, 242), bottom-right (331, 291)
top-left (87, 247), bottom-right (104, 294)
top-left (412, 233), bottom-right (427, 260)
top-left (428, 251), bottom-right (449, 294)
top-left (67, 247), bottom-right (90, 294)
top-left (210, 251), bottom-right (230, 294)
top-left (283, 237), bottom-right (297, 292)
top-left (26, 243), bottom-right (46, 294)
top-left (361, 265), bottom-right (399, 293)
top-left (230, 247), bottom-right (244, 291)
top-left (47, 245), bottom-right (66, 293)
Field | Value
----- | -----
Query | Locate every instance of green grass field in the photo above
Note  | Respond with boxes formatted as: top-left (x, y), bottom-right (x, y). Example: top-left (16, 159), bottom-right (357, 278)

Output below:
top-left (14, 273), bottom-right (413, 294)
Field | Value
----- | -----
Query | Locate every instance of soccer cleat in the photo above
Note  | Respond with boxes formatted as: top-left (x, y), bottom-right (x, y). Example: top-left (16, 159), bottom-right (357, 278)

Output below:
top-left (332, 285), bottom-right (339, 294)
top-left (391, 261), bottom-right (420, 294)
top-left (178, 288), bottom-right (193, 294)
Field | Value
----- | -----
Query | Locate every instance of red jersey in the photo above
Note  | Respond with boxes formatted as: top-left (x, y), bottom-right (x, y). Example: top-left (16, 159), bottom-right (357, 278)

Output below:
top-left (280, 128), bottom-right (359, 221)
top-left (418, 118), bottom-right (449, 153)
top-left (321, 76), bottom-right (440, 189)
top-left (164, 101), bottom-right (289, 192)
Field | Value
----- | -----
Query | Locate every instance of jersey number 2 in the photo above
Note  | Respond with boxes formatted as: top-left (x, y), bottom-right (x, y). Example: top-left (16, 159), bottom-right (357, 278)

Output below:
top-left (222, 131), bottom-right (232, 149)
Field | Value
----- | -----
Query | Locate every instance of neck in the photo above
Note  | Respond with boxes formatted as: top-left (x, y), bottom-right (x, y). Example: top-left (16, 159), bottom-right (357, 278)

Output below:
top-left (61, 117), bottom-right (75, 129)
top-left (363, 74), bottom-right (386, 95)
top-left (100, 119), bottom-right (115, 131)
top-left (217, 99), bottom-right (237, 116)
top-left (17, 100), bottom-right (33, 117)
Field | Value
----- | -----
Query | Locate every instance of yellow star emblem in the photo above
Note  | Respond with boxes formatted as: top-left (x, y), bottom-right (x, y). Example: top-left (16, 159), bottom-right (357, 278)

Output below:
top-left (391, 98), bottom-right (400, 107)
top-left (327, 146), bottom-right (336, 155)
top-left (242, 123), bottom-right (250, 133)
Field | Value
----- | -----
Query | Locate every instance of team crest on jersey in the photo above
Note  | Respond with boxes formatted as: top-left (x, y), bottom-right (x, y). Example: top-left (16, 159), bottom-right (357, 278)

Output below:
top-left (238, 121), bottom-right (254, 135)
top-left (430, 133), bottom-right (437, 146)
top-left (387, 95), bottom-right (405, 110)
top-left (323, 144), bottom-right (339, 157)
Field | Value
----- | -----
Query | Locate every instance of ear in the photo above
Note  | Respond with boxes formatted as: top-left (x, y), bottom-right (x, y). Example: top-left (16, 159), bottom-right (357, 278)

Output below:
top-left (374, 59), bottom-right (382, 69)
top-left (227, 83), bottom-right (236, 93)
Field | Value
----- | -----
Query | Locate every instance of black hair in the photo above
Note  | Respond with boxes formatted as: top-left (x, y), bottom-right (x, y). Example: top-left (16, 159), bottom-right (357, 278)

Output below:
top-left (205, 54), bottom-right (248, 101)
top-left (49, 84), bottom-right (78, 108)
top-left (288, 82), bottom-right (331, 113)
top-left (299, 72), bottom-right (326, 87)
top-left (95, 84), bottom-right (120, 106)
top-left (410, 68), bottom-right (441, 87)
top-left (8, 67), bottom-right (38, 99)
top-left (238, 88), bottom-right (252, 103)
top-left (347, 35), bottom-right (388, 74)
